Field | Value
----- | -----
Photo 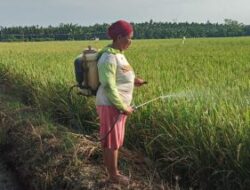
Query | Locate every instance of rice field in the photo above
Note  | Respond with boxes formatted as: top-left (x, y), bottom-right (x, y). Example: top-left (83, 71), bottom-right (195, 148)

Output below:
top-left (0, 37), bottom-right (249, 188)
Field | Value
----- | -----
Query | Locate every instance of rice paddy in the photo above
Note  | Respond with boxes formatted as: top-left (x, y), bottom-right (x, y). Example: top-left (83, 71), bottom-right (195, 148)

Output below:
top-left (0, 37), bottom-right (249, 188)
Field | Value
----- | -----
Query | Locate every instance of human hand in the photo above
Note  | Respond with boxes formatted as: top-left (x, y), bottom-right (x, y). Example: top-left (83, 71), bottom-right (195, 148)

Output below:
top-left (123, 106), bottom-right (134, 115)
top-left (134, 77), bottom-right (147, 87)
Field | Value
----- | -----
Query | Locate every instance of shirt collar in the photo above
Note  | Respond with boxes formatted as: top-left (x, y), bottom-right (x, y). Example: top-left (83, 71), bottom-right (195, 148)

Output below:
top-left (97, 44), bottom-right (123, 59)
top-left (104, 44), bottom-right (124, 54)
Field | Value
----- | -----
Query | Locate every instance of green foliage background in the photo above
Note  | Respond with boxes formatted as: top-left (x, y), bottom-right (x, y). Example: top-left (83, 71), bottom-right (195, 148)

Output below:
top-left (1, 19), bottom-right (249, 41)
top-left (0, 37), bottom-right (249, 188)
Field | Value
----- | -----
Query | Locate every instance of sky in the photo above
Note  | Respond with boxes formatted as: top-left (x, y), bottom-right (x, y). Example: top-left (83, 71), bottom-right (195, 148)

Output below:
top-left (1, 0), bottom-right (250, 27)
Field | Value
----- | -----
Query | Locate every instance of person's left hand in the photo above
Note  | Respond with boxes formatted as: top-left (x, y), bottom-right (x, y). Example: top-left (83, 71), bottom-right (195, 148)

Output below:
top-left (134, 77), bottom-right (147, 87)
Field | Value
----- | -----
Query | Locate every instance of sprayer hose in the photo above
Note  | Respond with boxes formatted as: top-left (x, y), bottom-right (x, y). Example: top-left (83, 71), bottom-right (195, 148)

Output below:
top-left (67, 84), bottom-right (122, 142)
top-left (99, 113), bottom-right (123, 142)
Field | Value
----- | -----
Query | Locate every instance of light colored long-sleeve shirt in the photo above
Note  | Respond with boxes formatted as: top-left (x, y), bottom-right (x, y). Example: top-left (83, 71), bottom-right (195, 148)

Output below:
top-left (96, 46), bottom-right (135, 111)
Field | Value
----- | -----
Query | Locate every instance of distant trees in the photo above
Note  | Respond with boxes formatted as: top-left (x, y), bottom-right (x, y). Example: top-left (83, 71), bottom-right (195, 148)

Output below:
top-left (0, 19), bottom-right (249, 42)
top-left (223, 19), bottom-right (245, 36)
top-left (0, 23), bottom-right (108, 42)
top-left (132, 19), bottom-right (249, 39)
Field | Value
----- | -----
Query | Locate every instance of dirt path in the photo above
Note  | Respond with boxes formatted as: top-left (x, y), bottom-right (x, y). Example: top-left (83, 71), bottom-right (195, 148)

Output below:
top-left (0, 159), bottom-right (23, 190)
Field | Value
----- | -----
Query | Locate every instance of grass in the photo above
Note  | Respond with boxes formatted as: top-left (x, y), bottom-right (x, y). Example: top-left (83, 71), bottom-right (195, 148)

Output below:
top-left (0, 83), bottom-right (159, 190)
top-left (0, 37), bottom-right (249, 189)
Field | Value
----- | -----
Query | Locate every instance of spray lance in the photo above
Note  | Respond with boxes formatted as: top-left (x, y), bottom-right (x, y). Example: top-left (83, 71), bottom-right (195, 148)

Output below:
top-left (100, 92), bottom-right (189, 141)
top-left (133, 95), bottom-right (163, 110)
top-left (133, 92), bottom-right (191, 110)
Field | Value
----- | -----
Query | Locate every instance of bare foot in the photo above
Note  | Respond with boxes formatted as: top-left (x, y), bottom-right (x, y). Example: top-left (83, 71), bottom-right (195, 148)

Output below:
top-left (109, 174), bottom-right (130, 185)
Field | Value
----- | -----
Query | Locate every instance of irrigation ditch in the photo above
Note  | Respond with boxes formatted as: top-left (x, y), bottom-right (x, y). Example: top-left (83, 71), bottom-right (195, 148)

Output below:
top-left (0, 71), bottom-right (168, 189)
top-left (0, 158), bottom-right (23, 190)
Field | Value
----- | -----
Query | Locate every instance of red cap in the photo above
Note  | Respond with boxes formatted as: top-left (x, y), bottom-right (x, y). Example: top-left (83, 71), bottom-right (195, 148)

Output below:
top-left (108, 20), bottom-right (133, 40)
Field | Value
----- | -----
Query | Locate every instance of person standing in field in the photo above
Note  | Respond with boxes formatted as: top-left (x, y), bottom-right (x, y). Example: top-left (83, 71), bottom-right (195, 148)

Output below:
top-left (96, 20), bottom-right (146, 185)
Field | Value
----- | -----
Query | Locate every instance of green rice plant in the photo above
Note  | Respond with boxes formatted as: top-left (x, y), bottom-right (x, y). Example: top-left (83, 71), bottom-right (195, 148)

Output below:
top-left (0, 37), bottom-right (249, 188)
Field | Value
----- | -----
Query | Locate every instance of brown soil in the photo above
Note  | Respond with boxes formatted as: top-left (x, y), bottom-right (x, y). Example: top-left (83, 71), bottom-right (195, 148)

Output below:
top-left (0, 81), bottom-right (168, 190)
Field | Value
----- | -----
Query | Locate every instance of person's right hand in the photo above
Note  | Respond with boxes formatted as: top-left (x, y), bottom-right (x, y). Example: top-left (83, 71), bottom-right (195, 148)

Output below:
top-left (123, 106), bottom-right (134, 115)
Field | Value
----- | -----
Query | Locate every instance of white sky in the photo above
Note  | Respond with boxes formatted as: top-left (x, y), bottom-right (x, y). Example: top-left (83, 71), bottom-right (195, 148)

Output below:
top-left (0, 0), bottom-right (250, 27)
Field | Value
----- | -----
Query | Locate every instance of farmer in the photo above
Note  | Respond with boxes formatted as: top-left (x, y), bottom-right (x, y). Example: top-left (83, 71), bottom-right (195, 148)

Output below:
top-left (96, 20), bottom-right (146, 185)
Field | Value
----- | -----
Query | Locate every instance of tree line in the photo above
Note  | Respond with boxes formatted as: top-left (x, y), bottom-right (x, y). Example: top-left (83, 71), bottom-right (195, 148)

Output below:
top-left (0, 19), bottom-right (249, 42)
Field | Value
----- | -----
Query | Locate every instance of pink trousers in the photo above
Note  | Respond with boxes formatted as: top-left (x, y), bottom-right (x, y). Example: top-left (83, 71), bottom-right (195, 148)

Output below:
top-left (96, 106), bottom-right (128, 149)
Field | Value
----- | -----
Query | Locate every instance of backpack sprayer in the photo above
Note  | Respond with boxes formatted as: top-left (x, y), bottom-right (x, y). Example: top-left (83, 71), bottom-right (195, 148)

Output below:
top-left (72, 45), bottom-right (100, 96)
top-left (68, 46), bottom-right (100, 130)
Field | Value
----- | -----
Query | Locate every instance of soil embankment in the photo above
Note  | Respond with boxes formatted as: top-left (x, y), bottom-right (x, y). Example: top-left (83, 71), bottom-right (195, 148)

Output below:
top-left (0, 159), bottom-right (23, 190)
top-left (0, 77), bottom-right (165, 189)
